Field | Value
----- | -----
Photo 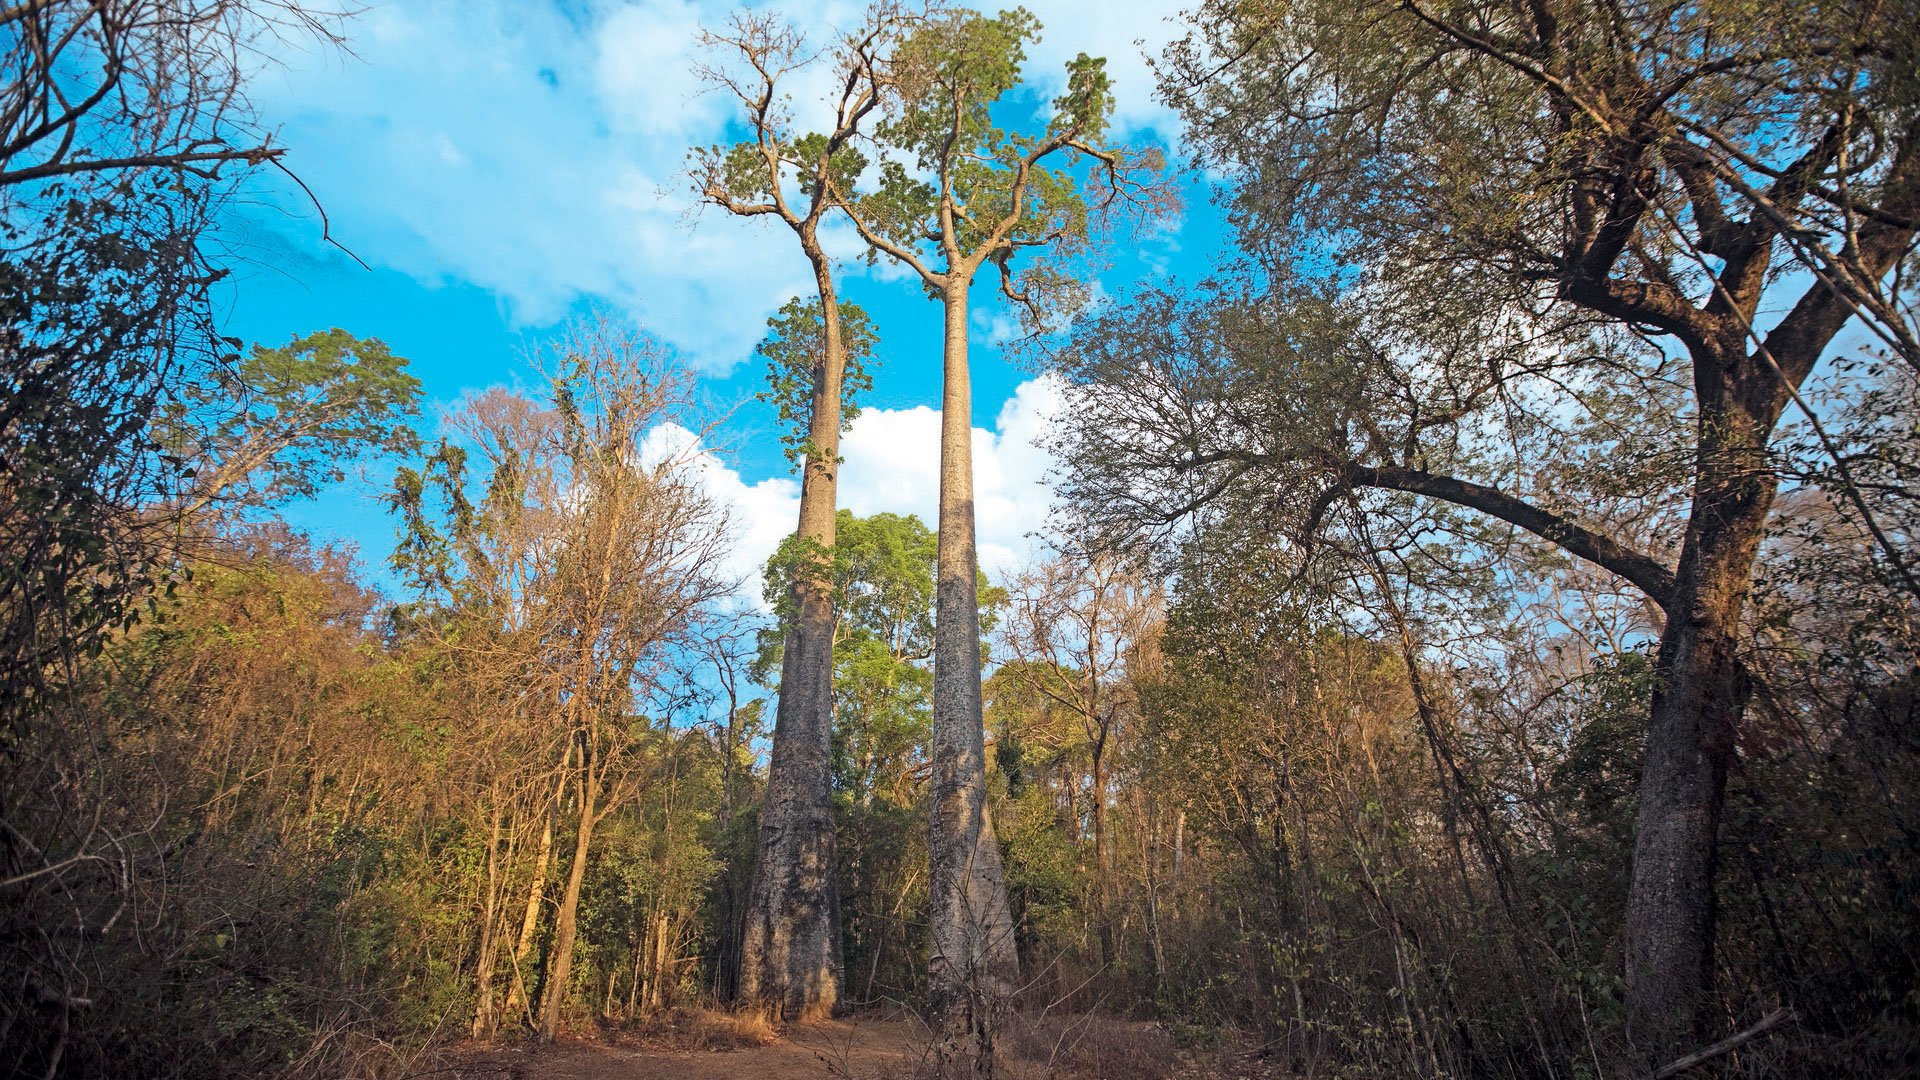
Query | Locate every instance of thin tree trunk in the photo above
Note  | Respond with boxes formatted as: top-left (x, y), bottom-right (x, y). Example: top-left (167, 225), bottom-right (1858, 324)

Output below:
top-left (471, 791), bottom-right (507, 1037)
top-left (740, 249), bottom-right (847, 1021)
top-left (627, 934), bottom-right (644, 1019)
top-left (507, 751), bottom-right (567, 1020)
top-left (649, 908), bottom-right (671, 1011)
top-left (1171, 808), bottom-right (1185, 881)
top-left (1145, 799), bottom-right (1166, 995)
top-left (539, 751), bottom-right (599, 1041)
top-left (929, 281), bottom-right (1018, 1078)
top-left (717, 689), bottom-right (745, 1002)
top-left (1089, 733), bottom-right (1114, 967)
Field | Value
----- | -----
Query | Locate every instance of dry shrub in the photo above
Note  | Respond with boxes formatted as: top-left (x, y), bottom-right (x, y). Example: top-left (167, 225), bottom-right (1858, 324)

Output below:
top-left (1005, 1013), bottom-right (1180, 1079)
top-left (615, 1006), bottom-right (780, 1051)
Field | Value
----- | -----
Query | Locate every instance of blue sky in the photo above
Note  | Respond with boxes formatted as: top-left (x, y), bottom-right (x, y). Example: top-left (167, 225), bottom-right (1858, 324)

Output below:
top-left (212, 0), bottom-right (1228, 595)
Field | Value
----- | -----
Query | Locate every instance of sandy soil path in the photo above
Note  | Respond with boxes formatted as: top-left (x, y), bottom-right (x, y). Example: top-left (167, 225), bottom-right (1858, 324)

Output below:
top-left (438, 1010), bottom-right (1290, 1079)
top-left (444, 1015), bottom-right (927, 1080)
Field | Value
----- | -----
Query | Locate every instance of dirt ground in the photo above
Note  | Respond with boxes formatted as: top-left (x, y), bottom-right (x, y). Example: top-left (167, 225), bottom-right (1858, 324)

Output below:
top-left (442, 1014), bottom-right (928, 1080)
top-left (436, 1009), bottom-right (1289, 1080)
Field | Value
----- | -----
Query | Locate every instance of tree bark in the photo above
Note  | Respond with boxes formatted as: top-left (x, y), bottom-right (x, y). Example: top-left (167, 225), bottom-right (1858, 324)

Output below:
top-left (539, 748), bottom-right (598, 1041)
top-left (739, 249), bottom-right (847, 1020)
top-left (928, 281), bottom-right (1019, 1077)
top-left (1089, 729), bottom-right (1113, 967)
top-left (506, 754), bottom-right (565, 1021)
top-left (716, 692), bottom-right (745, 1002)
top-left (1622, 354), bottom-right (1776, 1054)
top-left (471, 792), bottom-right (506, 1037)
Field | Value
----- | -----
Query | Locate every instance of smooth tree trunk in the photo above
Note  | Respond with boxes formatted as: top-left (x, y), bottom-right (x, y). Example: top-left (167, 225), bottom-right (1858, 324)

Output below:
top-left (928, 282), bottom-right (1019, 1077)
top-left (739, 253), bottom-right (848, 1020)
top-left (1089, 727), bottom-right (1114, 967)
top-left (539, 754), bottom-right (599, 1040)
top-left (506, 815), bottom-right (553, 1012)
top-left (506, 746), bottom-right (569, 1021)
top-left (649, 908), bottom-right (672, 1011)
top-left (715, 698), bottom-right (745, 1002)
top-left (471, 793), bottom-right (507, 1037)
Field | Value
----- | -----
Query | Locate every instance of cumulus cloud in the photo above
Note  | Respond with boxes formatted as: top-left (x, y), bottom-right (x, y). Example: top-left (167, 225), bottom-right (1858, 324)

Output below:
top-left (245, 1), bottom-right (1183, 371)
top-left (694, 375), bottom-right (1067, 607)
top-left (1019, 2), bottom-right (1186, 138)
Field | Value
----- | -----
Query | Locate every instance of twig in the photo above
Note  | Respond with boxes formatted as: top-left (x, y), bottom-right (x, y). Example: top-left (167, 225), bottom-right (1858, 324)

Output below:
top-left (270, 156), bottom-right (371, 270)
top-left (1649, 1008), bottom-right (1794, 1079)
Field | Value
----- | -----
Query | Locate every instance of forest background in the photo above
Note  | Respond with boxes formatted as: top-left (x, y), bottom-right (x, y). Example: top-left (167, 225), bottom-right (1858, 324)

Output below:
top-left (2, 1), bottom-right (1916, 1079)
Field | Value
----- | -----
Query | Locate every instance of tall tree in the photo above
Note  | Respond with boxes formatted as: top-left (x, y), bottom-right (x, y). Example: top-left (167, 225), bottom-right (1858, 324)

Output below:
top-left (1062, 0), bottom-right (1920, 1059)
top-left (692, 7), bottom-right (903, 1019)
top-left (825, 7), bottom-right (1163, 1071)
top-left (761, 510), bottom-right (943, 999)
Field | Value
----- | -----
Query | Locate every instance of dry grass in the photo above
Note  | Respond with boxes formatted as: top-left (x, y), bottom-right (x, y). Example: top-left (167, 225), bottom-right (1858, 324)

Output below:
top-left (1004, 1012), bottom-right (1181, 1079)
top-left (612, 1005), bottom-right (781, 1051)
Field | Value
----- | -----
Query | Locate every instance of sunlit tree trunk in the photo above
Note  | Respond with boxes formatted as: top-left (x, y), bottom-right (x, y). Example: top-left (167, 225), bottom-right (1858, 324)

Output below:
top-left (929, 282), bottom-right (1018, 1076)
top-left (648, 908), bottom-right (672, 1011)
top-left (506, 749), bottom-right (566, 1020)
top-left (471, 790), bottom-right (506, 1037)
top-left (538, 745), bottom-right (598, 1041)
top-left (740, 251), bottom-right (847, 1021)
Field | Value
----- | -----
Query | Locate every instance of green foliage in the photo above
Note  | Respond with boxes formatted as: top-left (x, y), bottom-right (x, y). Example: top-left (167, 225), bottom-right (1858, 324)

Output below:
top-left (760, 510), bottom-right (937, 645)
top-left (843, 4), bottom-right (1160, 328)
top-left (868, 5), bottom-right (1095, 254)
top-left (759, 511), bottom-right (945, 800)
top-left (756, 296), bottom-right (878, 466)
top-left (1, 173), bottom-right (225, 731)
top-left (158, 328), bottom-right (423, 511)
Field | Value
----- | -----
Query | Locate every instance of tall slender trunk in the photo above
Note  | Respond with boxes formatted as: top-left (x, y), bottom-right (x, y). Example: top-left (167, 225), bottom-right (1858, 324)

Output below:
top-left (539, 748), bottom-right (599, 1041)
top-left (740, 247), bottom-right (847, 1020)
top-left (716, 692), bottom-right (745, 1002)
top-left (627, 934), bottom-right (645, 1018)
top-left (471, 792), bottom-right (507, 1037)
top-left (1624, 373), bottom-right (1774, 1054)
top-left (1145, 799), bottom-right (1166, 994)
top-left (648, 908), bottom-right (671, 1011)
top-left (1089, 732), bottom-right (1113, 967)
top-left (507, 746), bottom-right (568, 1020)
top-left (928, 281), bottom-right (1018, 1077)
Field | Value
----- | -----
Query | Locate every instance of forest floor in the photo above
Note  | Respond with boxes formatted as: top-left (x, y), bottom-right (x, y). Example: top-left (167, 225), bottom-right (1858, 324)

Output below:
top-left (439, 1007), bottom-right (1292, 1079)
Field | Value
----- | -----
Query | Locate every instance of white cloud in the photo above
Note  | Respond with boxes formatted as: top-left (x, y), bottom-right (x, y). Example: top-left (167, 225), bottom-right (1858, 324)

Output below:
top-left (1020, 1), bottom-right (1186, 139)
top-left (243, 1), bottom-right (1187, 372)
top-left (838, 373), bottom-right (1066, 578)
top-left (694, 375), bottom-right (1067, 607)
top-left (971, 309), bottom-right (1020, 346)
top-left (594, 0), bottom-right (729, 139)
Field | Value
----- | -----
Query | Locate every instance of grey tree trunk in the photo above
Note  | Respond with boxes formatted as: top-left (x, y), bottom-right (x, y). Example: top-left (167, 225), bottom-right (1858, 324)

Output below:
top-left (738, 253), bottom-right (848, 1020)
top-left (928, 282), bottom-right (1019, 1077)
top-left (1623, 364), bottom-right (1774, 1056)
top-left (1618, 123), bottom-right (1920, 1061)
